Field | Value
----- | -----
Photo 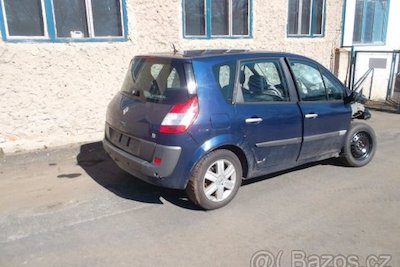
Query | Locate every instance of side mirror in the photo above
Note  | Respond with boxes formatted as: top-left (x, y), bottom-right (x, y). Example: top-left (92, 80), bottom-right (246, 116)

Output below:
top-left (344, 91), bottom-right (367, 104)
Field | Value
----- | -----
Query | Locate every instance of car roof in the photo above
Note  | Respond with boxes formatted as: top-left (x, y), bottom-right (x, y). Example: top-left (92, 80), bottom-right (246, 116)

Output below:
top-left (139, 49), bottom-right (312, 62)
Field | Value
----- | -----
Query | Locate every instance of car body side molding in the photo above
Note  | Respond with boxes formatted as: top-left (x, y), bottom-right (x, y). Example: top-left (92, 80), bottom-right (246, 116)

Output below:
top-left (255, 137), bottom-right (302, 148)
top-left (303, 130), bottom-right (347, 142)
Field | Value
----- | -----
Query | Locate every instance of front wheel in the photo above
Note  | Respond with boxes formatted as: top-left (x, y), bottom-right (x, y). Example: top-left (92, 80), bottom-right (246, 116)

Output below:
top-left (186, 149), bottom-right (242, 210)
top-left (341, 122), bottom-right (376, 167)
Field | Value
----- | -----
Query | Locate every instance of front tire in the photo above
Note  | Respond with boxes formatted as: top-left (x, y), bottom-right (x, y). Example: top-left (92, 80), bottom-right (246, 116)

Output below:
top-left (341, 122), bottom-right (376, 167)
top-left (186, 149), bottom-right (242, 210)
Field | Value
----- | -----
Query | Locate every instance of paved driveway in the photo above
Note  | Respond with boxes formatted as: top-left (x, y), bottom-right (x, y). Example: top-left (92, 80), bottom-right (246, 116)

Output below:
top-left (0, 111), bottom-right (399, 267)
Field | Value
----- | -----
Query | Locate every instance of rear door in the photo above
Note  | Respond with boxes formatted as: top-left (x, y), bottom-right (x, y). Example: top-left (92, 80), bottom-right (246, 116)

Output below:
top-left (287, 58), bottom-right (352, 161)
top-left (234, 58), bottom-right (302, 175)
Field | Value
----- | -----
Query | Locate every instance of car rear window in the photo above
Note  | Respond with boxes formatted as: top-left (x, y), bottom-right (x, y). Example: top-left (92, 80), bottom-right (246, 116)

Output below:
top-left (121, 57), bottom-right (192, 105)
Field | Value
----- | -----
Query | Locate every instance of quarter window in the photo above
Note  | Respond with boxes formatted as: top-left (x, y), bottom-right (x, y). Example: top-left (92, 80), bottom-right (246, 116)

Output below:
top-left (352, 0), bottom-right (389, 44)
top-left (287, 0), bottom-right (325, 37)
top-left (0, 0), bottom-right (127, 42)
top-left (183, 0), bottom-right (251, 38)
top-left (213, 61), bottom-right (236, 103)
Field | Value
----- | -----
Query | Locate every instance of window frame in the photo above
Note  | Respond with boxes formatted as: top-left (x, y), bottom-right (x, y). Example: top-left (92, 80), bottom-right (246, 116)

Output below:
top-left (288, 59), bottom-right (346, 102)
top-left (351, 0), bottom-right (390, 45)
top-left (234, 58), bottom-right (292, 104)
top-left (182, 0), bottom-right (253, 39)
top-left (287, 0), bottom-right (326, 38)
top-left (0, 0), bottom-right (128, 42)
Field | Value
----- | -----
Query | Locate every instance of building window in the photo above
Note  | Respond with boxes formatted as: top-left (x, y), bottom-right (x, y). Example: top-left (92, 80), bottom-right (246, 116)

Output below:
top-left (2, 0), bottom-right (46, 37)
top-left (0, 0), bottom-right (127, 42)
top-left (287, 0), bottom-right (325, 37)
top-left (183, 0), bottom-right (252, 38)
top-left (352, 0), bottom-right (389, 44)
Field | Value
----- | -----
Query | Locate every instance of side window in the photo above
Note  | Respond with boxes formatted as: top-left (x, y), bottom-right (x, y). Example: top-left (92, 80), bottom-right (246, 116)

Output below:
top-left (219, 65), bottom-right (231, 88)
top-left (322, 72), bottom-right (344, 100)
top-left (213, 62), bottom-right (236, 103)
top-left (239, 59), bottom-right (290, 103)
top-left (254, 62), bottom-right (281, 85)
top-left (290, 61), bottom-right (327, 101)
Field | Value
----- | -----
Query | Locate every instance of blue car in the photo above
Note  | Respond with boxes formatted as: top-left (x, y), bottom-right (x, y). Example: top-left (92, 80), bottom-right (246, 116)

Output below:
top-left (103, 50), bottom-right (376, 209)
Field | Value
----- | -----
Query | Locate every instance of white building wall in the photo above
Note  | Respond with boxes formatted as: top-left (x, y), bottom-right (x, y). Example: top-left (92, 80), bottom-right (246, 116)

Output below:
top-left (0, 0), bottom-right (343, 153)
top-left (384, 0), bottom-right (400, 50)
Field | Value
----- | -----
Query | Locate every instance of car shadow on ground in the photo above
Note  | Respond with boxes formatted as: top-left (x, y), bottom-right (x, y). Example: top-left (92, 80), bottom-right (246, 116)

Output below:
top-left (241, 157), bottom-right (347, 186)
top-left (76, 141), bottom-right (202, 211)
top-left (77, 141), bottom-right (348, 209)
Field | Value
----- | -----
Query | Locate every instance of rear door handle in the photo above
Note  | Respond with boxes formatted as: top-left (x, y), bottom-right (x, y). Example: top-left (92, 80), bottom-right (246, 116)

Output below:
top-left (245, 117), bottom-right (263, 124)
top-left (305, 113), bottom-right (318, 119)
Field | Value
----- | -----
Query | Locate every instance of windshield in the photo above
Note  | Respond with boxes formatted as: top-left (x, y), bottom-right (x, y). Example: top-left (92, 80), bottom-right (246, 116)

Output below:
top-left (121, 57), bottom-right (191, 105)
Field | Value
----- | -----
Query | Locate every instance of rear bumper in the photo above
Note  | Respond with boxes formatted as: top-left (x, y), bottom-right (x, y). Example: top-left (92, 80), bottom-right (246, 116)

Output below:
top-left (103, 138), bottom-right (183, 189)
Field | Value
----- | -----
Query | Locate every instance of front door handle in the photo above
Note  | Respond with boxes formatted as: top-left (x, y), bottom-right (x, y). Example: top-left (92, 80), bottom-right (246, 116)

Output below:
top-left (305, 113), bottom-right (318, 119)
top-left (245, 117), bottom-right (263, 124)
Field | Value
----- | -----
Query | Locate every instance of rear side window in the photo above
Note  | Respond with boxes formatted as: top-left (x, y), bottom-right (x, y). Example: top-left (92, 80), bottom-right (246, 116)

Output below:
top-left (238, 59), bottom-right (290, 103)
top-left (121, 57), bottom-right (191, 105)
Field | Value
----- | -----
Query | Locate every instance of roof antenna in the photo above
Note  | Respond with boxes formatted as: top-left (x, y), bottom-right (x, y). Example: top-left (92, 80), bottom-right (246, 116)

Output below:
top-left (172, 43), bottom-right (178, 55)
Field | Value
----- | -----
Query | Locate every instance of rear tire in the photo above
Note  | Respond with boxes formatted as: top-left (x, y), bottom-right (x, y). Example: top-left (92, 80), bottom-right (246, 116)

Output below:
top-left (341, 121), bottom-right (376, 167)
top-left (186, 149), bottom-right (242, 210)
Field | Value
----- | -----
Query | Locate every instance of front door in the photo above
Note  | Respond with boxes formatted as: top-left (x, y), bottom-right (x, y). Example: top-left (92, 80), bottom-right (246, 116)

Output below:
top-left (288, 59), bottom-right (352, 161)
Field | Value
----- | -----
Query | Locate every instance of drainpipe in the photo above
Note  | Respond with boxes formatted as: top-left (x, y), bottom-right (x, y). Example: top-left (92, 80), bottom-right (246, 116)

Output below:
top-left (386, 52), bottom-right (397, 100)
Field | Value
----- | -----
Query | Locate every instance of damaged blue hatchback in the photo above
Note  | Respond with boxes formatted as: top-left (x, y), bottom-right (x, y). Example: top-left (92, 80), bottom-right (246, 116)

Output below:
top-left (103, 50), bottom-right (376, 209)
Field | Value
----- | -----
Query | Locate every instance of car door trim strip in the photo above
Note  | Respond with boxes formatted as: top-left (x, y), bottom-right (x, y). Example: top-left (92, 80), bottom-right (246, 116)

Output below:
top-left (304, 130), bottom-right (347, 142)
top-left (256, 137), bottom-right (302, 148)
top-left (256, 130), bottom-right (347, 148)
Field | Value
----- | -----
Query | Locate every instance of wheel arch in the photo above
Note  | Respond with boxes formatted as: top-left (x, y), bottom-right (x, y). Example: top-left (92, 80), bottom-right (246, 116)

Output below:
top-left (184, 136), bottom-right (252, 188)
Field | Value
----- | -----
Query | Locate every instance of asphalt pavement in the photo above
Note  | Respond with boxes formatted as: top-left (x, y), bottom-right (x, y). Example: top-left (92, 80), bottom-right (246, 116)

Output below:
top-left (0, 111), bottom-right (399, 267)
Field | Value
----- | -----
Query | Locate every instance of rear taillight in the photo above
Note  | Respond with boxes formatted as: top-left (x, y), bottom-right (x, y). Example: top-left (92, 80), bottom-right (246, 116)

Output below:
top-left (159, 96), bottom-right (199, 134)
